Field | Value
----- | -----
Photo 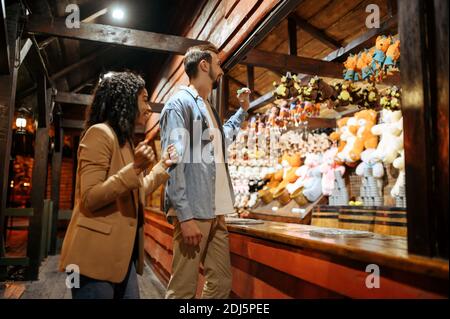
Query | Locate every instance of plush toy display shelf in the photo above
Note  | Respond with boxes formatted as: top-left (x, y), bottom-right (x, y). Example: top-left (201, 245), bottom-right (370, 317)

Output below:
top-left (311, 205), bottom-right (407, 237)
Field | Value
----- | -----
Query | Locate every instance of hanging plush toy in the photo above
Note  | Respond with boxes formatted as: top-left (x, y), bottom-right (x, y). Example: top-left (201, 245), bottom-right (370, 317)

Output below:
top-left (354, 52), bottom-right (365, 82)
top-left (358, 82), bottom-right (380, 109)
top-left (383, 39), bottom-right (400, 73)
top-left (371, 35), bottom-right (392, 77)
top-left (361, 48), bottom-right (375, 80)
top-left (343, 54), bottom-right (358, 81)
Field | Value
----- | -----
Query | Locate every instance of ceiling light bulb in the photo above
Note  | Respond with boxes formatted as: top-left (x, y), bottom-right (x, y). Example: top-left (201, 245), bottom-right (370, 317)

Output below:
top-left (112, 8), bottom-right (125, 20)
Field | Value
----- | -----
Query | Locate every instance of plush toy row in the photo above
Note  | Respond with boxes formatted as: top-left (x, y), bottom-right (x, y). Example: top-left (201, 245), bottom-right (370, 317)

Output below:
top-left (343, 35), bottom-right (400, 82)
top-left (272, 73), bottom-right (401, 112)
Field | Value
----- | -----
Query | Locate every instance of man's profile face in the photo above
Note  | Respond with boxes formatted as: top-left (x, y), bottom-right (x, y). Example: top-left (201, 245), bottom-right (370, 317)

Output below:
top-left (207, 52), bottom-right (224, 89)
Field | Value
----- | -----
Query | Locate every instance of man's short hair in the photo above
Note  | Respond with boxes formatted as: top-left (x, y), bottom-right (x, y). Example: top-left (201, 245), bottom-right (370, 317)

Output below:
top-left (183, 44), bottom-right (219, 80)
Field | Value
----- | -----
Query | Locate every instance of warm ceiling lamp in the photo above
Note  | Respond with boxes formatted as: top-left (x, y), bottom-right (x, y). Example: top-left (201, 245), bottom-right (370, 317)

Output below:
top-left (111, 7), bottom-right (125, 20)
top-left (15, 115), bottom-right (27, 132)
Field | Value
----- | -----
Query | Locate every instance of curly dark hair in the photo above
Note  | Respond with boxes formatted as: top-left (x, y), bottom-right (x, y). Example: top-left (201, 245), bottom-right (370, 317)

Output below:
top-left (83, 71), bottom-right (146, 146)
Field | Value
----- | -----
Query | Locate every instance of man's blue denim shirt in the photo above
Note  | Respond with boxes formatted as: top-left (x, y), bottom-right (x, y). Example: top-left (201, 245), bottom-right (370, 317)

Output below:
top-left (159, 86), bottom-right (247, 222)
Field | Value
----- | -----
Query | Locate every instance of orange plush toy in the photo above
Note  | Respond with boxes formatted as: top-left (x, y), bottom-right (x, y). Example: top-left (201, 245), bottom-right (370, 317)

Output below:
top-left (383, 39), bottom-right (400, 73)
top-left (349, 109), bottom-right (379, 161)
top-left (330, 117), bottom-right (350, 164)
top-left (343, 54), bottom-right (358, 81)
top-left (334, 110), bottom-right (378, 166)
top-left (371, 35), bottom-right (392, 77)
top-left (361, 49), bottom-right (374, 81)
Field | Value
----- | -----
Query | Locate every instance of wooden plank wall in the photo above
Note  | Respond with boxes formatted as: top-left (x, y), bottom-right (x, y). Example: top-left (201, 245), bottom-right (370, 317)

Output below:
top-left (150, 0), bottom-right (280, 105)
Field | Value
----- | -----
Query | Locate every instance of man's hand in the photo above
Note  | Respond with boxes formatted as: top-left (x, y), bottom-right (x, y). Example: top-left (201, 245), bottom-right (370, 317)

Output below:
top-left (134, 141), bottom-right (156, 174)
top-left (180, 219), bottom-right (203, 246)
top-left (237, 87), bottom-right (251, 111)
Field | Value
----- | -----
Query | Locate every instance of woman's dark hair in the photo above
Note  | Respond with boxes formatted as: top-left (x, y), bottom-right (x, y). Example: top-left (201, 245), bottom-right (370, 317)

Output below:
top-left (83, 71), bottom-right (146, 146)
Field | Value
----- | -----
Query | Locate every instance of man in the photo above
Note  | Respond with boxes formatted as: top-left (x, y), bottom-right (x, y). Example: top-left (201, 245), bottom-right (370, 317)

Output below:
top-left (160, 44), bottom-right (250, 299)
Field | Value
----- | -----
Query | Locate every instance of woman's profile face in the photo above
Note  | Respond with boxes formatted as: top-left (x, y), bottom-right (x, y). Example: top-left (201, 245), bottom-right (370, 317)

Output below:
top-left (136, 88), bottom-right (153, 127)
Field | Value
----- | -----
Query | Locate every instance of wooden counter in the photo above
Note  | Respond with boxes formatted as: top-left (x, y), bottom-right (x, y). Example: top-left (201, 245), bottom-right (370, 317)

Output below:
top-left (144, 207), bottom-right (448, 299)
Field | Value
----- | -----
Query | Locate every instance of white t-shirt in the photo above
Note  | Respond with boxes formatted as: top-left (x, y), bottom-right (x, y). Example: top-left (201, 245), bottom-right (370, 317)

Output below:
top-left (203, 99), bottom-right (235, 216)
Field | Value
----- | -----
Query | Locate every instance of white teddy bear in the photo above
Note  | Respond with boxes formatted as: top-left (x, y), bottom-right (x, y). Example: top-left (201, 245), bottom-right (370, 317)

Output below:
top-left (356, 149), bottom-right (384, 178)
top-left (371, 109), bottom-right (403, 165)
top-left (391, 149), bottom-right (405, 198)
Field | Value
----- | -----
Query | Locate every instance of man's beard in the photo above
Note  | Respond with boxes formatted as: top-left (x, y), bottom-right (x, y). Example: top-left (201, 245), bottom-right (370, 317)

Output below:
top-left (209, 68), bottom-right (220, 89)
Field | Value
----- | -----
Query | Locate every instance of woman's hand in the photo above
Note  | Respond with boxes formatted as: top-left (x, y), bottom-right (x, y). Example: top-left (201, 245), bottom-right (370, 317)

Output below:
top-left (162, 144), bottom-right (179, 169)
top-left (134, 141), bottom-right (156, 174)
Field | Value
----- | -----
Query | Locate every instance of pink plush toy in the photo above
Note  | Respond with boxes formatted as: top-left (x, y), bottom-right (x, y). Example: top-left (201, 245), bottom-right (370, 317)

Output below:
top-left (320, 147), bottom-right (346, 196)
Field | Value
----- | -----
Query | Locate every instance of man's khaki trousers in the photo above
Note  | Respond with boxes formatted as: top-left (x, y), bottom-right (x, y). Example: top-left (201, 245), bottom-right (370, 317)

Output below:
top-left (165, 215), bottom-right (232, 299)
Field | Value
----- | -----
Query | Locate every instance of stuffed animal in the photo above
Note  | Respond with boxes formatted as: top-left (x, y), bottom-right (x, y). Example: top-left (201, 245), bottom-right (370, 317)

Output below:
top-left (358, 82), bottom-right (379, 109)
top-left (380, 86), bottom-right (401, 111)
top-left (303, 164), bottom-right (323, 202)
top-left (391, 149), bottom-right (405, 197)
top-left (371, 109), bottom-right (403, 165)
top-left (383, 39), bottom-right (400, 73)
top-left (330, 117), bottom-right (350, 159)
top-left (354, 109), bottom-right (379, 149)
top-left (371, 35), bottom-right (392, 76)
top-left (355, 52), bottom-right (364, 81)
top-left (361, 49), bottom-right (375, 80)
top-left (343, 54), bottom-right (358, 81)
top-left (334, 109), bottom-right (378, 165)
top-left (320, 147), bottom-right (346, 196)
top-left (355, 149), bottom-right (384, 178)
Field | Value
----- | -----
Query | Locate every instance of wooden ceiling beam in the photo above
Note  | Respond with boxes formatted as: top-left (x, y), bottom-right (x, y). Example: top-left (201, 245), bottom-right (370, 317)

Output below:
top-left (228, 75), bottom-right (261, 97)
top-left (223, 0), bottom-right (305, 70)
top-left (0, 0), bottom-right (9, 74)
top-left (289, 13), bottom-right (342, 50)
top-left (242, 49), bottom-right (343, 78)
top-left (297, 15), bottom-right (398, 83)
top-left (55, 91), bottom-right (164, 113)
top-left (72, 76), bottom-right (98, 93)
top-left (27, 16), bottom-right (209, 55)
top-left (38, 6), bottom-right (110, 49)
top-left (248, 92), bottom-right (275, 112)
top-left (323, 15), bottom-right (398, 62)
top-left (19, 38), bottom-right (33, 66)
top-left (50, 47), bottom-right (111, 81)
top-left (287, 16), bottom-right (298, 55)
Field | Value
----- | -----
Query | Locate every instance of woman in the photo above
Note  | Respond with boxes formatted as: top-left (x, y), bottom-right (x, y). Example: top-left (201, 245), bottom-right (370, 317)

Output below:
top-left (59, 71), bottom-right (176, 299)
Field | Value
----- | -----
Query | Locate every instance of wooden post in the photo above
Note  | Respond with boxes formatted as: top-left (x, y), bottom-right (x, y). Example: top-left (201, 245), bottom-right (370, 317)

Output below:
top-left (287, 16), bottom-right (297, 56)
top-left (71, 135), bottom-right (80, 209)
top-left (26, 77), bottom-right (50, 280)
top-left (399, 0), bottom-right (449, 258)
top-left (246, 66), bottom-right (255, 101)
top-left (216, 76), bottom-right (229, 122)
top-left (49, 105), bottom-right (63, 255)
top-left (432, 0), bottom-right (449, 259)
top-left (0, 2), bottom-right (20, 280)
top-left (0, 0), bottom-right (10, 74)
top-left (222, 76), bottom-right (229, 121)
